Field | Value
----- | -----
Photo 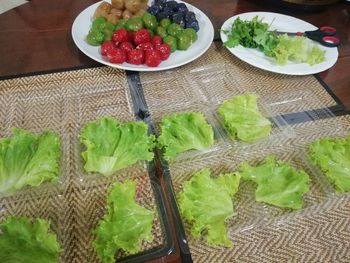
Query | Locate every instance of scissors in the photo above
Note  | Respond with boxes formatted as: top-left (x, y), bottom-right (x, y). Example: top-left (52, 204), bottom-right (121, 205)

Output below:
top-left (276, 26), bottom-right (340, 48)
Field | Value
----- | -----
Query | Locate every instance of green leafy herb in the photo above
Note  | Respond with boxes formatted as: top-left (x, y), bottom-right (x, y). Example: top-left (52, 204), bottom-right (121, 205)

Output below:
top-left (223, 16), bottom-right (325, 65)
top-left (157, 112), bottom-right (214, 160)
top-left (309, 134), bottom-right (350, 192)
top-left (0, 128), bottom-right (60, 195)
top-left (0, 217), bottom-right (61, 263)
top-left (218, 94), bottom-right (272, 142)
top-left (239, 156), bottom-right (310, 209)
top-left (80, 116), bottom-right (155, 176)
top-left (178, 168), bottom-right (241, 247)
top-left (94, 180), bottom-right (154, 263)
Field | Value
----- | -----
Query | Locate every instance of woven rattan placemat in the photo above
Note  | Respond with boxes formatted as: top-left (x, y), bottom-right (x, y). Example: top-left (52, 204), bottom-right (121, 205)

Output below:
top-left (139, 43), bottom-right (337, 116)
top-left (169, 115), bottom-right (350, 263)
top-left (0, 67), bottom-right (166, 263)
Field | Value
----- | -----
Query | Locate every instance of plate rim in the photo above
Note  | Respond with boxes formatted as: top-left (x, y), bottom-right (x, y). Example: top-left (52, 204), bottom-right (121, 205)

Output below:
top-left (220, 11), bottom-right (339, 76)
top-left (71, 0), bottom-right (214, 72)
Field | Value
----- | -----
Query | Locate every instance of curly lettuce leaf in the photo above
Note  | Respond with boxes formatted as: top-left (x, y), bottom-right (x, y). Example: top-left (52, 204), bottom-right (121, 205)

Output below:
top-left (309, 134), bottom-right (350, 192)
top-left (273, 34), bottom-right (325, 65)
top-left (0, 128), bottom-right (60, 195)
top-left (157, 112), bottom-right (214, 160)
top-left (218, 94), bottom-right (272, 142)
top-left (0, 217), bottom-right (61, 263)
top-left (178, 168), bottom-right (241, 247)
top-left (239, 156), bottom-right (310, 209)
top-left (80, 117), bottom-right (155, 176)
top-left (94, 180), bottom-right (154, 263)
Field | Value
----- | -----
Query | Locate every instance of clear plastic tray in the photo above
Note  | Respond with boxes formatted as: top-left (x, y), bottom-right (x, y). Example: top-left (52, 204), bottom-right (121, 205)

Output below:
top-left (77, 83), bottom-right (135, 124)
top-left (165, 145), bottom-right (337, 256)
top-left (212, 95), bottom-right (293, 150)
top-left (301, 132), bottom-right (350, 197)
top-left (0, 128), bottom-right (70, 198)
top-left (148, 103), bottom-right (230, 163)
top-left (0, 187), bottom-right (67, 262)
top-left (184, 63), bottom-right (243, 104)
top-left (139, 69), bottom-right (206, 114)
top-left (70, 163), bottom-right (173, 263)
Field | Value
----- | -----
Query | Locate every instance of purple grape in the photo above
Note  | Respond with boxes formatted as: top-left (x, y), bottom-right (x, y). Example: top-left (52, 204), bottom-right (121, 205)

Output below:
top-left (148, 5), bottom-right (160, 16)
top-left (175, 3), bottom-right (188, 13)
top-left (186, 19), bottom-right (199, 32)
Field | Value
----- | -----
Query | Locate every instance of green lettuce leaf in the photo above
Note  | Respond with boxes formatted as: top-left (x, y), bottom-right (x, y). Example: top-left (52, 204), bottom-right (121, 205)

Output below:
top-left (239, 156), bottom-right (310, 209)
top-left (80, 116), bottom-right (155, 176)
top-left (218, 94), bottom-right (272, 142)
top-left (0, 128), bottom-right (60, 195)
top-left (273, 34), bottom-right (325, 65)
top-left (94, 180), bottom-right (154, 263)
top-left (157, 112), bottom-right (214, 160)
top-left (178, 168), bottom-right (241, 247)
top-left (309, 134), bottom-right (350, 192)
top-left (0, 217), bottom-right (61, 263)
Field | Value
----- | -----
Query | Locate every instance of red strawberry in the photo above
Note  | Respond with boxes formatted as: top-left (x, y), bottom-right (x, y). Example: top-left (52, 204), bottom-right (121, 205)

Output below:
top-left (136, 42), bottom-right (154, 52)
top-left (107, 48), bottom-right (126, 64)
top-left (145, 49), bottom-right (161, 67)
top-left (112, 28), bottom-right (129, 43)
top-left (151, 35), bottom-right (163, 46)
top-left (127, 49), bottom-right (144, 65)
top-left (155, 43), bottom-right (171, 61)
top-left (133, 29), bottom-right (152, 46)
top-left (119, 41), bottom-right (134, 53)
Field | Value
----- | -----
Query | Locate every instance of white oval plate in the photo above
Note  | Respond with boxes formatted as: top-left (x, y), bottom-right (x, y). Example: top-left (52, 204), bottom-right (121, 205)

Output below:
top-left (72, 0), bottom-right (214, 71)
top-left (220, 12), bottom-right (338, 75)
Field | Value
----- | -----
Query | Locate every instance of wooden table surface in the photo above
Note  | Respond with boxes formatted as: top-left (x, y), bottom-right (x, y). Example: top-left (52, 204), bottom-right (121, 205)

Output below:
top-left (0, 0), bottom-right (349, 109)
top-left (0, 1), bottom-right (349, 263)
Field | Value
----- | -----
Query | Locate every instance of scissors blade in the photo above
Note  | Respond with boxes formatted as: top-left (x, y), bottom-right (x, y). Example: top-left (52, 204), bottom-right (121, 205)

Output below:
top-left (269, 31), bottom-right (304, 36)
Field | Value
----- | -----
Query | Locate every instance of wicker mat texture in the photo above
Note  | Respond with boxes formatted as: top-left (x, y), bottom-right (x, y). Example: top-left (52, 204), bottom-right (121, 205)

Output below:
top-left (169, 115), bottom-right (350, 263)
top-left (0, 67), bottom-right (165, 263)
top-left (139, 43), bottom-right (337, 116)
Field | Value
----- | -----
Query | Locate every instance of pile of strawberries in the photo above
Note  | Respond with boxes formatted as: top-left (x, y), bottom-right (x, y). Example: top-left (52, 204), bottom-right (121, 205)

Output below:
top-left (100, 28), bottom-right (171, 67)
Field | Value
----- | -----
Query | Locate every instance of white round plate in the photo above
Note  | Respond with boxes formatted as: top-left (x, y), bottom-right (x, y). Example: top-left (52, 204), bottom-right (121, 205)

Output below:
top-left (72, 0), bottom-right (214, 71)
top-left (220, 12), bottom-right (338, 75)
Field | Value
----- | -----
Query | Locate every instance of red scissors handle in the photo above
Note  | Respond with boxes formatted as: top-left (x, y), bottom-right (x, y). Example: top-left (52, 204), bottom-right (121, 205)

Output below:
top-left (319, 26), bottom-right (337, 35)
top-left (305, 27), bottom-right (340, 47)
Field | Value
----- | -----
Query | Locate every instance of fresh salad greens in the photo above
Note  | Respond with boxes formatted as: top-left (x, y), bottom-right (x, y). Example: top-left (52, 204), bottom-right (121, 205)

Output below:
top-left (80, 116), bottom-right (155, 176)
top-left (239, 156), bottom-right (310, 209)
top-left (218, 94), bottom-right (272, 142)
top-left (0, 217), bottom-right (61, 263)
top-left (178, 168), bottom-right (241, 247)
top-left (94, 180), bottom-right (154, 263)
top-left (223, 16), bottom-right (325, 65)
top-left (309, 134), bottom-right (350, 192)
top-left (0, 128), bottom-right (60, 195)
top-left (157, 112), bottom-right (214, 160)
